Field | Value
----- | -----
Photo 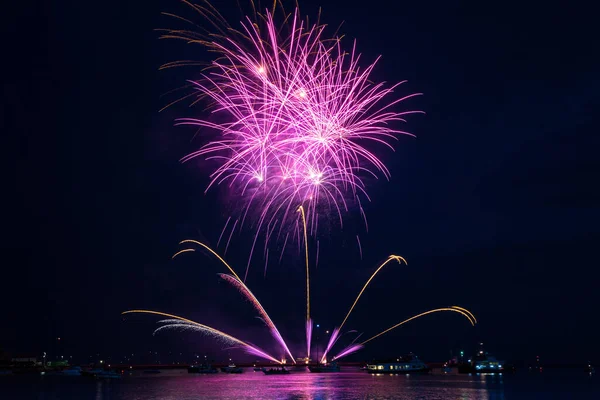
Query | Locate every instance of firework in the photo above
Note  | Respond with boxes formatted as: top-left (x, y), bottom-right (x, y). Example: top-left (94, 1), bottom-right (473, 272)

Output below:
top-left (173, 240), bottom-right (295, 362)
top-left (320, 254), bottom-right (406, 363)
top-left (120, 3), bottom-right (480, 368)
top-left (218, 273), bottom-right (295, 363)
top-left (135, 242), bottom-right (476, 364)
top-left (164, 3), bottom-right (421, 266)
top-left (298, 205), bottom-right (312, 359)
top-left (122, 310), bottom-right (281, 364)
top-left (332, 344), bottom-right (364, 361)
top-left (328, 307), bottom-right (476, 361)
top-left (361, 307), bottom-right (476, 346)
top-left (320, 327), bottom-right (341, 363)
top-left (339, 255), bottom-right (407, 330)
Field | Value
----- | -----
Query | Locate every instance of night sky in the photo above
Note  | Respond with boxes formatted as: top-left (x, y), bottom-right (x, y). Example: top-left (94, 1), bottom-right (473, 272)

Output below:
top-left (4, 0), bottom-right (599, 365)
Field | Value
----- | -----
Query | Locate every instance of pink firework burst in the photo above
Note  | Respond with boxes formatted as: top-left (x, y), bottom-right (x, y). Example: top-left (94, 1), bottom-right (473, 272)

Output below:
top-left (165, 4), bottom-right (421, 263)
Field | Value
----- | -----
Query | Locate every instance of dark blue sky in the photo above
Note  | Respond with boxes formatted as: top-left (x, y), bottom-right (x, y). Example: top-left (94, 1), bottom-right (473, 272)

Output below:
top-left (3, 0), bottom-right (599, 365)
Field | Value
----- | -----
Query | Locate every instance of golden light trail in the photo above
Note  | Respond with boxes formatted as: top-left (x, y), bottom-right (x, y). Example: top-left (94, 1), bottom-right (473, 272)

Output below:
top-left (297, 206), bottom-right (310, 322)
top-left (171, 248), bottom-right (195, 259)
top-left (451, 305), bottom-right (477, 324)
top-left (360, 307), bottom-right (476, 346)
top-left (178, 239), bottom-right (243, 283)
top-left (297, 205), bottom-right (312, 360)
top-left (319, 255), bottom-right (406, 363)
top-left (339, 255), bottom-right (407, 331)
top-left (122, 309), bottom-right (282, 364)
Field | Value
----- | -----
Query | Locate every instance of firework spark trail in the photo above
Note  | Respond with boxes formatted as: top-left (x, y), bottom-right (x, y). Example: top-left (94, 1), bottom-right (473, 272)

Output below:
top-left (121, 310), bottom-right (281, 364)
top-left (305, 319), bottom-right (313, 361)
top-left (154, 323), bottom-right (279, 361)
top-left (278, 232), bottom-right (289, 263)
top-left (322, 329), bottom-right (363, 363)
top-left (338, 255), bottom-right (407, 331)
top-left (217, 216), bottom-right (231, 247)
top-left (298, 205), bottom-right (312, 358)
top-left (361, 307), bottom-right (476, 346)
top-left (356, 235), bottom-right (362, 259)
top-left (329, 307), bottom-right (476, 361)
top-left (332, 344), bottom-right (364, 361)
top-left (171, 248), bottom-right (195, 258)
top-left (165, 5), bottom-right (422, 259)
top-left (178, 239), bottom-right (243, 282)
top-left (218, 273), bottom-right (295, 363)
top-left (318, 254), bottom-right (405, 364)
top-left (224, 219), bottom-right (238, 255)
top-left (173, 240), bottom-right (295, 363)
top-left (451, 306), bottom-right (477, 324)
top-left (298, 206), bottom-right (310, 322)
top-left (349, 331), bottom-right (363, 345)
top-left (320, 327), bottom-right (340, 363)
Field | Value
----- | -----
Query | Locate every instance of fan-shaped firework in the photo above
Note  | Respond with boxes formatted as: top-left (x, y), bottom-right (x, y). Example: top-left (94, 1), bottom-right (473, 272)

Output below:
top-left (165, 3), bottom-right (421, 250)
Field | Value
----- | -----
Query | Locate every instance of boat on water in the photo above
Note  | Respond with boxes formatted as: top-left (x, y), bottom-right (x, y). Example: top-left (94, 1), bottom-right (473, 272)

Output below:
top-left (473, 354), bottom-right (504, 373)
top-left (253, 367), bottom-right (262, 372)
top-left (308, 361), bottom-right (340, 373)
top-left (367, 354), bottom-right (430, 374)
top-left (468, 347), bottom-right (504, 373)
top-left (95, 370), bottom-right (121, 379)
top-left (188, 363), bottom-right (218, 374)
top-left (143, 369), bottom-right (161, 374)
top-left (220, 363), bottom-right (243, 373)
top-left (62, 366), bottom-right (82, 376)
top-left (262, 367), bottom-right (290, 375)
top-left (81, 368), bottom-right (105, 377)
top-left (456, 344), bottom-right (505, 374)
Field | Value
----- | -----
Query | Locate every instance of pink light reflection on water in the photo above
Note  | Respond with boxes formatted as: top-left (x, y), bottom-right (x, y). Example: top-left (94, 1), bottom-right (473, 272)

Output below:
top-left (106, 369), bottom-right (502, 400)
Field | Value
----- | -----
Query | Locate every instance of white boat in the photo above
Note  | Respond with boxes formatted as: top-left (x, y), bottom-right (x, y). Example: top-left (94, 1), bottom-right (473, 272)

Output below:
top-left (472, 354), bottom-right (504, 373)
top-left (367, 354), bottom-right (430, 374)
top-left (470, 345), bottom-right (504, 373)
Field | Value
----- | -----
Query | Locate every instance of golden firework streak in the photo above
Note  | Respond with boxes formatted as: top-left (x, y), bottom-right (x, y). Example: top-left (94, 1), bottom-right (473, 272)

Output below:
top-left (338, 255), bottom-right (407, 332)
top-left (171, 248), bottom-right (195, 259)
top-left (297, 206), bottom-right (310, 322)
top-left (178, 239), bottom-right (243, 283)
top-left (361, 307), bottom-right (476, 346)
top-left (451, 305), bottom-right (477, 324)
